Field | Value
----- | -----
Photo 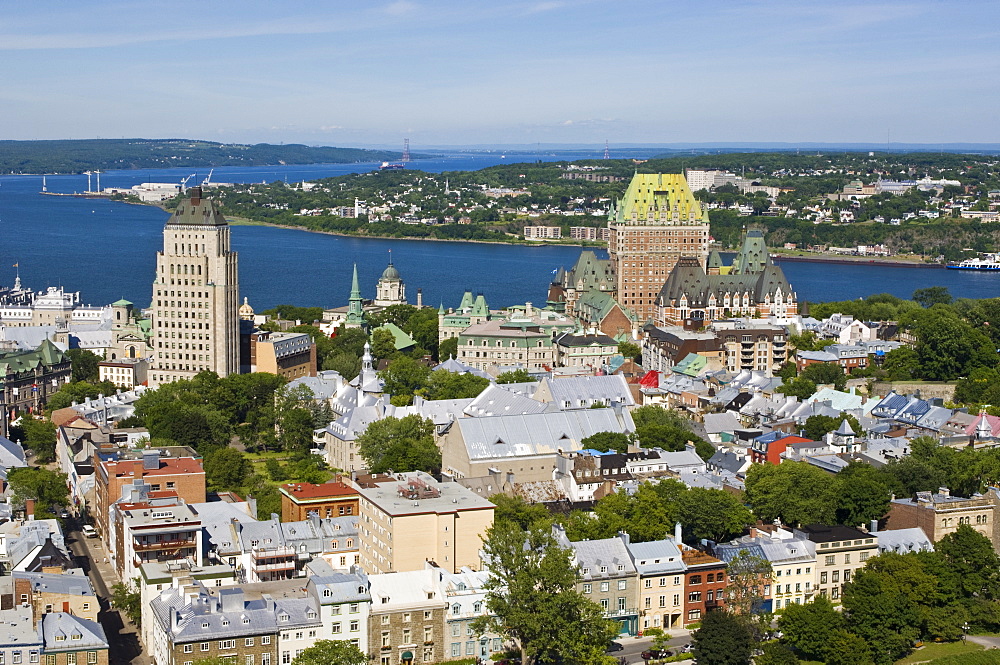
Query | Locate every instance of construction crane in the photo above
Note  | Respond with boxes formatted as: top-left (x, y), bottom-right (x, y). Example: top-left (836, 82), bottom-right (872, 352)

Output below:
top-left (179, 173), bottom-right (196, 194)
top-left (202, 169), bottom-right (214, 187)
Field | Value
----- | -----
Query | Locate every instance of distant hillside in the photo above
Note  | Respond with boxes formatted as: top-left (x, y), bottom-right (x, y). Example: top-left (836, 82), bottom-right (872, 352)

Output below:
top-left (0, 138), bottom-right (404, 174)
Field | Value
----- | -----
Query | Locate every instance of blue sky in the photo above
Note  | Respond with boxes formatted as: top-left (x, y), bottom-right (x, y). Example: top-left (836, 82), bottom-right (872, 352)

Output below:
top-left (2, 1), bottom-right (998, 146)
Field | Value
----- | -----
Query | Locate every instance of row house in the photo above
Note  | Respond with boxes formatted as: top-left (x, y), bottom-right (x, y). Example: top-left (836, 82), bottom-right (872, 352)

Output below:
top-left (715, 525), bottom-right (816, 611)
top-left (557, 528), bottom-right (640, 636)
top-left (434, 565), bottom-right (503, 661)
top-left (0, 606), bottom-right (109, 665)
top-left (799, 525), bottom-right (878, 602)
top-left (368, 569), bottom-right (448, 665)
top-left (206, 513), bottom-right (360, 582)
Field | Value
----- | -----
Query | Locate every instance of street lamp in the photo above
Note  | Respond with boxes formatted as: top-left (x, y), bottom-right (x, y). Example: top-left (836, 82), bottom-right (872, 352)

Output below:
top-left (962, 622), bottom-right (970, 642)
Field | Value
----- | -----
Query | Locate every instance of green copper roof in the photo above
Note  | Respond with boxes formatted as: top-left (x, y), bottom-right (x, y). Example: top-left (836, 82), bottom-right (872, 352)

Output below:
top-left (471, 294), bottom-right (489, 316)
top-left (346, 263), bottom-right (366, 325)
top-left (376, 323), bottom-right (416, 351)
top-left (167, 187), bottom-right (227, 227)
top-left (111, 299), bottom-right (133, 307)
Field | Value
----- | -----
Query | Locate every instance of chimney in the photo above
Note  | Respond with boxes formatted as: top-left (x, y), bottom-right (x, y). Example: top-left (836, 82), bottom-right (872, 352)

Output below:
top-left (25, 499), bottom-right (35, 521)
top-left (938, 487), bottom-right (950, 498)
top-left (526, 302), bottom-right (534, 317)
top-left (674, 522), bottom-right (682, 544)
top-left (870, 519), bottom-right (878, 534)
top-left (219, 589), bottom-right (244, 613)
top-left (417, 288), bottom-right (423, 309)
top-left (749, 526), bottom-right (758, 539)
top-left (189, 186), bottom-right (203, 205)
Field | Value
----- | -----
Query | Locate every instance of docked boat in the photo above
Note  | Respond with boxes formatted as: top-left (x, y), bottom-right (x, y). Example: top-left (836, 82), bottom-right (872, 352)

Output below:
top-left (379, 162), bottom-right (405, 171)
top-left (946, 253), bottom-right (1000, 270)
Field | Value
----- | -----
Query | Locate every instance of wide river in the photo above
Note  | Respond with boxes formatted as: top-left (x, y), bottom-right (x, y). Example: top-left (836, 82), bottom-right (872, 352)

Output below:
top-left (0, 152), bottom-right (996, 311)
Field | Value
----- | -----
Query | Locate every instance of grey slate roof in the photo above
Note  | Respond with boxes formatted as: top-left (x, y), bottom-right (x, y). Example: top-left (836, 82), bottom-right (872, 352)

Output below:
top-left (626, 539), bottom-right (685, 575)
top-left (12, 568), bottom-right (95, 598)
top-left (877, 527), bottom-right (934, 554)
top-left (540, 375), bottom-right (636, 408)
top-left (41, 612), bottom-right (108, 652)
top-left (464, 384), bottom-right (549, 418)
top-left (455, 408), bottom-right (635, 461)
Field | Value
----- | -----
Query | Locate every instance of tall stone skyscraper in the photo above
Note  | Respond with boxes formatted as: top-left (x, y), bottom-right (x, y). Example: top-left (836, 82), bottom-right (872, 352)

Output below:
top-left (607, 173), bottom-right (710, 323)
top-left (149, 187), bottom-right (239, 387)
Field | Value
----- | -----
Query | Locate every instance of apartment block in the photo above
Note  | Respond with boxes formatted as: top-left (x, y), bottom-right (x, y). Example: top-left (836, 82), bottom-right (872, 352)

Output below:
top-left (358, 473), bottom-right (494, 574)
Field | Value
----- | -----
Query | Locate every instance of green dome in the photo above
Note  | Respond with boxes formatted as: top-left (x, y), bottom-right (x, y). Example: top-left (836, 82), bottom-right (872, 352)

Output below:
top-left (381, 262), bottom-right (401, 280)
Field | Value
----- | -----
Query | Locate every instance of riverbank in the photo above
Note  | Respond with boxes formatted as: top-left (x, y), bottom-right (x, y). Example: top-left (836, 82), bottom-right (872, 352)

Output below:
top-left (771, 253), bottom-right (944, 269)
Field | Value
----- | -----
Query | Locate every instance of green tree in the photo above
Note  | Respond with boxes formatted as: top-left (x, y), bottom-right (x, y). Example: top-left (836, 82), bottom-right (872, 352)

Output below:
top-left (356, 415), bottom-right (440, 473)
top-left (798, 362), bottom-right (847, 391)
top-left (834, 462), bottom-right (891, 527)
top-left (324, 352), bottom-right (362, 380)
top-left (203, 447), bottom-right (251, 492)
top-left (110, 578), bottom-right (142, 628)
top-left (496, 368), bottom-right (532, 384)
top-left (691, 610), bottom-right (752, 665)
top-left (291, 640), bottom-right (368, 665)
top-left (754, 642), bottom-right (799, 665)
top-left (801, 414), bottom-right (840, 441)
top-left (777, 596), bottom-right (844, 662)
top-left (491, 494), bottom-right (554, 531)
top-left (723, 551), bottom-right (774, 619)
top-left (744, 462), bottom-right (836, 526)
top-left (881, 346), bottom-right (920, 381)
top-left (580, 431), bottom-right (632, 454)
top-left (777, 378), bottom-right (816, 400)
top-left (438, 337), bottom-right (459, 362)
top-left (279, 407), bottom-right (316, 452)
top-left (378, 355), bottom-right (432, 406)
top-left (472, 521), bottom-right (617, 665)
top-left (823, 630), bottom-right (874, 665)
top-left (935, 524), bottom-right (1000, 600)
top-left (370, 327), bottom-right (398, 361)
top-left (66, 348), bottom-right (102, 383)
top-left (7, 467), bottom-right (69, 519)
top-left (842, 552), bottom-right (935, 664)
top-left (424, 369), bottom-right (490, 400)
top-left (19, 417), bottom-right (57, 463)
top-left (913, 286), bottom-right (953, 308)
top-left (676, 488), bottom-right (752, 544)
top-left (617, 341), bottom-right (640, 361)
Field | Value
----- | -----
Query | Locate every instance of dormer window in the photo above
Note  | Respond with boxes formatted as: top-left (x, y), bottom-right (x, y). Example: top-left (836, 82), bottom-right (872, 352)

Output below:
top-left (71, 632), bottom-right (82, 640)
top-left (600, 566), bottom-right (608, 574)
top-left (222, 619), bottom-right (229, 626)
top-left (279, 614), bottom-right (289, 622)
top-left (323, 589), bottom-right (332, 597)
top-left (307, 611), bottom-right (317, 619)
top-left (243, 617), bottom-right (250, 624)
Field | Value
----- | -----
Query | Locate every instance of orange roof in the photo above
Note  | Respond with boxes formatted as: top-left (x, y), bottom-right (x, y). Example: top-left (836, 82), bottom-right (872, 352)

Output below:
top-left (280, 480), bottom-right (358, 501)
top-left (106, 457), bottom-right (204, 477)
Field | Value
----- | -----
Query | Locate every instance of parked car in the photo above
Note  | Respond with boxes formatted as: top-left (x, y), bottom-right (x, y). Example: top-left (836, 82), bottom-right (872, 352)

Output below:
top-left (607, 642), bottom-right (623, 652)
top-left (641, 650), bottom-right (671, 660)
top-left (82, 525), bottom-right (97, 538)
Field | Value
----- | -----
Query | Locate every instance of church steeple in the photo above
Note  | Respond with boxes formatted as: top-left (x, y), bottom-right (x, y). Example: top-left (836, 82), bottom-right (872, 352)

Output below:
top-left (345, 263), bottom-right (367, 327)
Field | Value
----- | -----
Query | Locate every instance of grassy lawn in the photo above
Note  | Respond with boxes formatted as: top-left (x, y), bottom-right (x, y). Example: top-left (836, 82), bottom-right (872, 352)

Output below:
top-left (895, 640), bottom-right (984, 664)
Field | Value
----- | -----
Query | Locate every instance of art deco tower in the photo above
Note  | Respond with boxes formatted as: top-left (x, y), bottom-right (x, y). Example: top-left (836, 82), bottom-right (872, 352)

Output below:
top-left (149, 187), bottom-right (239, 386)
top-left (608, 173), bottom-right (710, 323)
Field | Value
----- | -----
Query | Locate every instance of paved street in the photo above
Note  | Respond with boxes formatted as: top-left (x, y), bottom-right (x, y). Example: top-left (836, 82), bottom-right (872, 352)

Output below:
top-left (64, 518), bottom-right (145, 665)
top-left (609, 630), bottom-right (694, 664)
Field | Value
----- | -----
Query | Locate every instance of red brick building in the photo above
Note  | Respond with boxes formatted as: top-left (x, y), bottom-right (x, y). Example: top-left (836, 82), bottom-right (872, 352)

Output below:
top-left (93, 448), bottom-right (204, 540)
top-left (681, 549), bottom-right (727, 625)
top-left (278, 479), bottom-right (360, 522)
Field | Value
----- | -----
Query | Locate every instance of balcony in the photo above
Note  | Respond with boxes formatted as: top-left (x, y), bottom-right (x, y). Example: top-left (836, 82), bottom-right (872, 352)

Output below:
top-left (253, 560), bottom-right (296, 572)
top-left (252, 546), bottom-right (295, 559)
top-left (134, 538), bottom-right (196, 552)
top-left (605, 607), bottom-right (638, 618)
